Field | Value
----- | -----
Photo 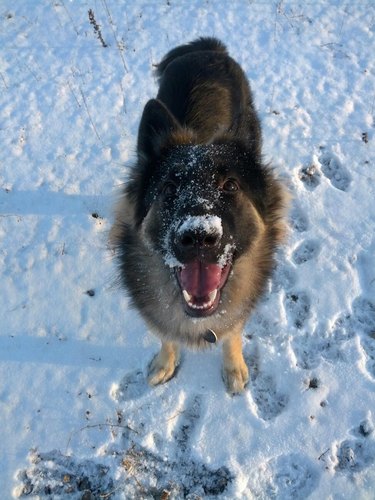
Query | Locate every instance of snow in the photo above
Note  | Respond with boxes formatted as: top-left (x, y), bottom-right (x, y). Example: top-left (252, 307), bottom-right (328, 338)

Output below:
top-left (1, 1), bottom-right (374, 498)
top-left (176, 216), bottom-right (223, 239)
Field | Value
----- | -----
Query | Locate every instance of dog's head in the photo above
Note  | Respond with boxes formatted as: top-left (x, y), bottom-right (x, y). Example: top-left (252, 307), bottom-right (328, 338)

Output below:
top-left (127, 99), bottom-right (275, 318)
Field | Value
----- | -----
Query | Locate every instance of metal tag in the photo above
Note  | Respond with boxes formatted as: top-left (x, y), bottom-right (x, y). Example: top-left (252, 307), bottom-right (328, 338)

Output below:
top-left (203, 329), bottom-right (217, 343)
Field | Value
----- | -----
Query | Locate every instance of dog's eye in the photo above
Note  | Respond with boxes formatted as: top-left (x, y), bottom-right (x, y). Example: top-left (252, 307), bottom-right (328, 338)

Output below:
top-left (222, 179), bottom-right (239, 192)
top-left (162, 182), bottom-right (177, 198)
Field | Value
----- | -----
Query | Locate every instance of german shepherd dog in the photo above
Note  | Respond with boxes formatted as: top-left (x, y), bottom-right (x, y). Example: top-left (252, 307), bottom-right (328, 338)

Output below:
top-left (110, 38), bottom-right (288, 394)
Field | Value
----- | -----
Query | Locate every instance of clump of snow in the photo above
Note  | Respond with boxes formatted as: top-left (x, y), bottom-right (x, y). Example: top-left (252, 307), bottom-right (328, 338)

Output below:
top-left (163, 216), bottom-right (223, 268)
top-left (163, 251), bottom-right (183, 269)
top-left (163, 215), bottom-right (226, 268)
top-left (176, 215), bottom-right (223, 238)
top-left (197, 196), bottom-right (214, 211)
top-left (218, 243), bottom-right (235, 268)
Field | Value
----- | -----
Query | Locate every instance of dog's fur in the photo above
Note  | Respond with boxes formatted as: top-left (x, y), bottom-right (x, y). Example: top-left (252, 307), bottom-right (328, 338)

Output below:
top-left (110, 38), bottom-right (288, 393)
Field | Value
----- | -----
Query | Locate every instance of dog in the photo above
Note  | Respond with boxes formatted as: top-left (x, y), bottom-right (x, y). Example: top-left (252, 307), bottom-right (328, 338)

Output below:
top-left (110, 38), bottom-right (288, 394)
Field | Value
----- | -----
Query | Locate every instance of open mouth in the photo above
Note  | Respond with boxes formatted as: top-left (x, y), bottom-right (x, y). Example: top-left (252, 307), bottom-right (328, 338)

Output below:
top-left (176, 260), bottom-right (232, 317)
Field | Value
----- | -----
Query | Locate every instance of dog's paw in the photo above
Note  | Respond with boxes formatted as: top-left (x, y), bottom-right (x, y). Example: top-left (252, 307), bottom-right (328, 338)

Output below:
top-left (222, 360), bottom-right (249, 395)
top-left (147, 349), bottom-right (179, 386)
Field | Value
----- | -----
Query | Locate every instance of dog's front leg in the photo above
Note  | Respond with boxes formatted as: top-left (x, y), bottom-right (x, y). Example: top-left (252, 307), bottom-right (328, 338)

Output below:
top-left (222, 329), bottom-right (249, 395)
top-left (147, 341), bottom-right (180, 386)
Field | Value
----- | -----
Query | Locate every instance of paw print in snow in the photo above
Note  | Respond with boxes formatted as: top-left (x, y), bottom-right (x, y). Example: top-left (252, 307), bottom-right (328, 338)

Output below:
top-left (299, 164), bottom-right (321, 190)
top-left (292, 239), bottom-right (320, 265)
top-left (111, 369), bottom-right (149, 401)
top-left (285, 291), bottom-right (311, 329)
top-left (249, 452), bottom-right (320, 499)
top-left (290, 203), bottom-right (309, 233)
top-left (319, 151), bottom-right (351, 191)
top-left (250, 373), bottom-right (289, 421)
top-left (335, 418), bottom-right (375, 476)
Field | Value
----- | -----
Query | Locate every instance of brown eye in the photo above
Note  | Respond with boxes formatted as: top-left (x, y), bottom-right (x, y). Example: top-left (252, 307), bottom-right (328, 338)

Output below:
top-left (222, 179), bottom-right (239, 192)
top-left (162, 181), bottom-right (177, 198)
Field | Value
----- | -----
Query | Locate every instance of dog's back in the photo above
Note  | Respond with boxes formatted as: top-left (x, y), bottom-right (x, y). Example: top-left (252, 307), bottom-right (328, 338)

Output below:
top-left (154, 37), bottom-right (261, 149)
top-left (156, 37), bottom-right (228, 77)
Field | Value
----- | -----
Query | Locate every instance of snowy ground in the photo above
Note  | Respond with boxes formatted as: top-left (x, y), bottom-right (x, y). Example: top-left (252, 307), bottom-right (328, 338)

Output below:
top-left (1, 1), bottom-right (375, 498)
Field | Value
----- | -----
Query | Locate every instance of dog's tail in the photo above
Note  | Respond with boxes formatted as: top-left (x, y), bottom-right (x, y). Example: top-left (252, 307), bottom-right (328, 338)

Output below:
top-left (156, 37), bottom-right (228, 78)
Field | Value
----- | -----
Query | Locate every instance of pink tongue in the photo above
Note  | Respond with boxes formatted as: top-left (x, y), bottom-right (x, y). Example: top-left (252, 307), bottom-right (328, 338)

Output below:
top-left (179, 261), bottom-right (222, 298)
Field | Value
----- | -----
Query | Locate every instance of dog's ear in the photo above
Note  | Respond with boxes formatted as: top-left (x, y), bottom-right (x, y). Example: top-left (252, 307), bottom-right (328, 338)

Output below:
top-left (137, 99), bottom-right (181, 160)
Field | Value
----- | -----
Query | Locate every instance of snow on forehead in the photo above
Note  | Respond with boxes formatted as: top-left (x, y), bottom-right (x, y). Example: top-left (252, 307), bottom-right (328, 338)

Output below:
top-left (168, 143), bottom-right (233, 170)
top-left (182, 145), bottom-right (201, 168)
top-left (177, 215), bottom-right (223, 236)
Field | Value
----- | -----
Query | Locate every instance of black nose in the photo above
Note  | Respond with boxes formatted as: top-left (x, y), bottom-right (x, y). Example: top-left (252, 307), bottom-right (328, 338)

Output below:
top-left (177, 229), bottom-right (221, 249)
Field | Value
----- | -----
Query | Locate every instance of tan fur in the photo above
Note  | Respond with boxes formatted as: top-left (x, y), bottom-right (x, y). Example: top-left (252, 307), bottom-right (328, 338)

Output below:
top-left (148, 341), bottom-right (180, 386)
top-left (168, 129), bottom-right (197, 146)
top-left (109, 193), bottom-right (135, 248)
top-left (222, 327), bottom-right (249, 394)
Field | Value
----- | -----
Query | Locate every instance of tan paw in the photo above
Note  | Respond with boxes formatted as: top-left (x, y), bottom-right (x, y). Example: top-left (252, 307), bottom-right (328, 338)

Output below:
top-left (222, 360), bottom-right (249, 395)
top-left (147, 347), bottom-right (179, 386)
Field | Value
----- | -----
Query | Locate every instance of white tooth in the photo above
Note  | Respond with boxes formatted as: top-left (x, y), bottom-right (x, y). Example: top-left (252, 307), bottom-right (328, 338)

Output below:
top-left (183, 290), bottom-right (193, 304)
top-left (183, 289), bottom-right (218, 310)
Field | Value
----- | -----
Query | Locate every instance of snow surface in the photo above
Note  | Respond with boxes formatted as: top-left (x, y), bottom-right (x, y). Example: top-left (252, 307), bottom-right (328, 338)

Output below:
top-left (1, 1), bottom-right (375, 498)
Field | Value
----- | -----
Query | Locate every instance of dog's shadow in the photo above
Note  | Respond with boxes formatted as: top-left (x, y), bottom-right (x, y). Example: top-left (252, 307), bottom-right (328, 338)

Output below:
top-left (0, 188), bottom-right (110, 218)
top-left (114, 346), bottom-right (226, 402)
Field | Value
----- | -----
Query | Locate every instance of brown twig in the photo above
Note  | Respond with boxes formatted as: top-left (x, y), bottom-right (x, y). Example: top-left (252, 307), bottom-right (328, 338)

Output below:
top-left (65, 422), bottom-right (139, 453)
top-left (100, 0), bottom-right (128, 73)
top-left (88, 9), bottom-right (108, 48)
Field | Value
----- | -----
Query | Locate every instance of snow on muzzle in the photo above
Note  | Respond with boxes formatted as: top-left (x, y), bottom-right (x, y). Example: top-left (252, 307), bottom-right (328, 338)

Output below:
top-left (173, 216), bottom-right (232, 317)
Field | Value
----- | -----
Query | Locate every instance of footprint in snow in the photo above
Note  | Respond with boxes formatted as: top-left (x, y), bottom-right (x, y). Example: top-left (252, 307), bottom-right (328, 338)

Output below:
top-left (272, 262), bottom-right (297, 293)
top-left (319, 151), bottom-right (351, 191)
top-left (299, 164), bottom-right (321, 190)
top-left (292, 333), bottom-right (322, 370)
top-left (292, 239), bottom-right (320, 265)
top-left (359, 337), bottom-right (375, 380)
top-left (284, 291), bottom-right (311, 329)
top-left (289, 203), bottom-right (309, 233)
top-left (173, 394), bottom-right (202, 453)
top-left (250, 373), bottom-right (289, 421)
top-left (334, 417), bottom-right (375, 476)
top-left (111, 369), bottom-right (150, 402)
top-left (249, 452), bottom-right (320, 499)
top-left (246, 353), bottom-right (289, 421)
top-left (328, 313), bottom-right (354, 343)
top-left (291, 327), bottom-right (345, 370)
top-left (335, 439), bottom-right (375, 475)
top-left (291, 312), bottom-right (355, 371)
top-left (350, 296), bottom-right (375, 379)
top-left (352, 296), bottom-right (375, 336)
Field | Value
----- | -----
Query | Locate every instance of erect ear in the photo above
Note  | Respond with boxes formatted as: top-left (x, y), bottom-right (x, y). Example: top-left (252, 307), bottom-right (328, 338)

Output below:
top-left (137, 99), bottom-right (181, 160)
